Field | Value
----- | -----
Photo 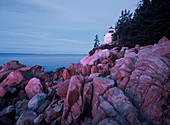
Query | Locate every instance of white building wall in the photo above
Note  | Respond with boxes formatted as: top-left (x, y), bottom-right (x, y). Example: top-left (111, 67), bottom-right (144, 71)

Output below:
top-left (104, 33), bottom-right (113, 44)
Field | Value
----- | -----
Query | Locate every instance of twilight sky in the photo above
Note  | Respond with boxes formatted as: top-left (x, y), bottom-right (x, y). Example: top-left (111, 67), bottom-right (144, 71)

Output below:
top-left (0, 0), bottom-right (139, 54)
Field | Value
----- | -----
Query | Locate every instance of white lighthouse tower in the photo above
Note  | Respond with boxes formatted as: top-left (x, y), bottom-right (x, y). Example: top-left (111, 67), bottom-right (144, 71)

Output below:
top-left (104, 27), bottom-right (114, 44)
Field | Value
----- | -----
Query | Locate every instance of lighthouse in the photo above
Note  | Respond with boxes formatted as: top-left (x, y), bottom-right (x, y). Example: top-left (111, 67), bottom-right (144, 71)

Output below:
top-left (104, 27), bottom-right (114, 44)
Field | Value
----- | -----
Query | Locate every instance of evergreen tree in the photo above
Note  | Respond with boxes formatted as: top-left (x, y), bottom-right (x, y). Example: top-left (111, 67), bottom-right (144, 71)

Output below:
top-left (114, 0), bottom-right (170, 47)
top-left (94, 35), bottom-right (100, 47)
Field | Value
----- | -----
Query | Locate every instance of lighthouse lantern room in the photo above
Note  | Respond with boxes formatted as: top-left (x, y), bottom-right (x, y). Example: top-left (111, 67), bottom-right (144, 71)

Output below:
top-left (104, 27), bottom-right (114, 44)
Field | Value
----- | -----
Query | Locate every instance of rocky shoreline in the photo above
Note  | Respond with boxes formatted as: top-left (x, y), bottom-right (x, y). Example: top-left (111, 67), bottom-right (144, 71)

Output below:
top-left (0, 37), bottom-right (169, 125)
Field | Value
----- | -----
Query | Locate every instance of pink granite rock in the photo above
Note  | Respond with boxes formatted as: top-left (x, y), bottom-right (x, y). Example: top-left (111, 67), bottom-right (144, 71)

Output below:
top-left (62, 69), bottom-right (71, 80)
top-left (138, 37), bottom-right (170, 57)
top-left (80, 49), bottom-right (110, 66)
top-left (53, 79), bottom-right (70, 98)
top-left (53, 67), bottom-right (65, 80)
top-left (91, 66), bottom-right (98, 74)
top-left (2, 61), bottom-right (25, 70)
top-left (0, 70), bottom-right (31, 88)
top-left (68, 63), bottom-right (82, 74)
top-left (62, 75), bottom-right (84, 124)
top-left (25, 77), bottom-right (44, 99)
top-left (125, 55), bottom-right (170, 124)
top-left (82, 65), bottom-right (91, 76)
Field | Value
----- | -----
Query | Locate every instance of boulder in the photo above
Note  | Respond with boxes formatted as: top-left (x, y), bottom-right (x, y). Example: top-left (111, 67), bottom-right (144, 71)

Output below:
top-left (36, 99), bottom-right (51, 114)
top-left (0, 70), bottom-right (31, 88)
top-left (34, 114), bottom-right (44, 124)
top-left (53, 79), bottom-right (70, 98)
top-left (138, 37), bottom-right (170, 57)
top-left (91, 66), bottom-right (98, 74)
top-left (51, 116), bottom-right (62, 125)
top-left (15, 100), bottom-right (29, 113)
top-left (0, 87), bottom-right (17, 98)
top-left (62, 75), bottom-right (84, 124)
top-left (25, 77), bottom-right (44, 99)
top-left (16, 111), bottom-right (37, 125)
top-left (83, 82), bottom-right (93, 116)
top-left (0, 70), bottom-right (12, 83)
top-left (110, 57), bottom-right (137, 89)
top-left (92, 77), bottom-right (115, 124)
top-left (2, 61), bottom-right (25, 70)
top-left (53, 67), bottom-right (65, 80)
top-left (0, 116), bottom-right (14, 125)
top-left (0, 97), bottom-right (11, 111)
top-left (28, 93), bottom-right (47, 111)
top-left (125, 55), bottom-right (170, 124)
top-left (62, 69), bottom-right (71, 80)
top-left (45, 102), bottom-right (62, 124)
top-left (0, 105), bottom-right (15, 120)
top-left (87, 73), bottom-right (101, 81)
top-left (81, 49), bottom-right (110, 66)
top-left (104, 87), bottom-right (141, 125)
top-left (98, 118), bottom-right (119, 125)
top-left (82, 65), bottom-right (91, 76)
top-left (68, 63), bottom-right (82, 74)
top-left (0, 87), bottom-right (7, 97)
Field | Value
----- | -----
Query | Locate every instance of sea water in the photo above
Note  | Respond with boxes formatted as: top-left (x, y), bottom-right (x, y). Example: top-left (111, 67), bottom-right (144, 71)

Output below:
top-left (0, 53), bottom-right (86, 72)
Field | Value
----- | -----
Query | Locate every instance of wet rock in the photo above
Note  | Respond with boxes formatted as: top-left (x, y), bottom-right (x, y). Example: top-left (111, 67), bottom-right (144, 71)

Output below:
top-left (28, 93), bottom-right (47, 111)
top-left (16, 111), bottom-right (37, 125)
top-left (25, 77), bottom-right (44, 99)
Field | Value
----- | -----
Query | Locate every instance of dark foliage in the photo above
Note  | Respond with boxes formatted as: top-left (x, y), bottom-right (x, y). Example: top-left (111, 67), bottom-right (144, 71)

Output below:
top-left (89, 44), bottom-right (121, 56)
top-left (94, 35), bottom-right (100, 47)
top-left (113, 0), bottom-right (170, 47)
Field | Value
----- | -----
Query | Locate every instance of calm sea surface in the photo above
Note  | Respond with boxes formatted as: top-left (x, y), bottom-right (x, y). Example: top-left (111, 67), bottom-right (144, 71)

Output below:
top-left (0, 53), bottom-right (86, 72)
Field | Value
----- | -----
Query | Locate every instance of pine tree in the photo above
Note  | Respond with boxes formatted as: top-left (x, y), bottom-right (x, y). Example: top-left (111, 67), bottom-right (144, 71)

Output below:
top-left (114, 0), bottom-right (170, 47)
top-left (94, 35), bottom-right (100, 48)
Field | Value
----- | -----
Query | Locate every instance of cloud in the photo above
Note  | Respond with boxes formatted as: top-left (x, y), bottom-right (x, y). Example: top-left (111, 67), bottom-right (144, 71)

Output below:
top-left (0, 30), bottom-right (91, 45)
top-left (15, 0), bottom-right (68, 12)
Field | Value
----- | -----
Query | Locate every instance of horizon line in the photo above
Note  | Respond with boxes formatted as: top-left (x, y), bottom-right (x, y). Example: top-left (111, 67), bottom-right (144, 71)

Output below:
top-left (0, 53), bottom-right (87, 55)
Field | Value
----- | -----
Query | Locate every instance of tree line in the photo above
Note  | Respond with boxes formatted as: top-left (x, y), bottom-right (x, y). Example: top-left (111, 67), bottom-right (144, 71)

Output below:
top-left (113, 0), bottom-right (170, 47)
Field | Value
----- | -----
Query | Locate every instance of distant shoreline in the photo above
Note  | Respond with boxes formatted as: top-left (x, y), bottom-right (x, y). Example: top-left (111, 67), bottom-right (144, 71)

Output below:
top-left (0, 53), bottom-right (87, 56)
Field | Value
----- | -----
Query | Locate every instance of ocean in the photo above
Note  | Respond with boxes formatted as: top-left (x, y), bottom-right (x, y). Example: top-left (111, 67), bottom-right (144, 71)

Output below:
top-left (0, 53), bottom-right (86, 72)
